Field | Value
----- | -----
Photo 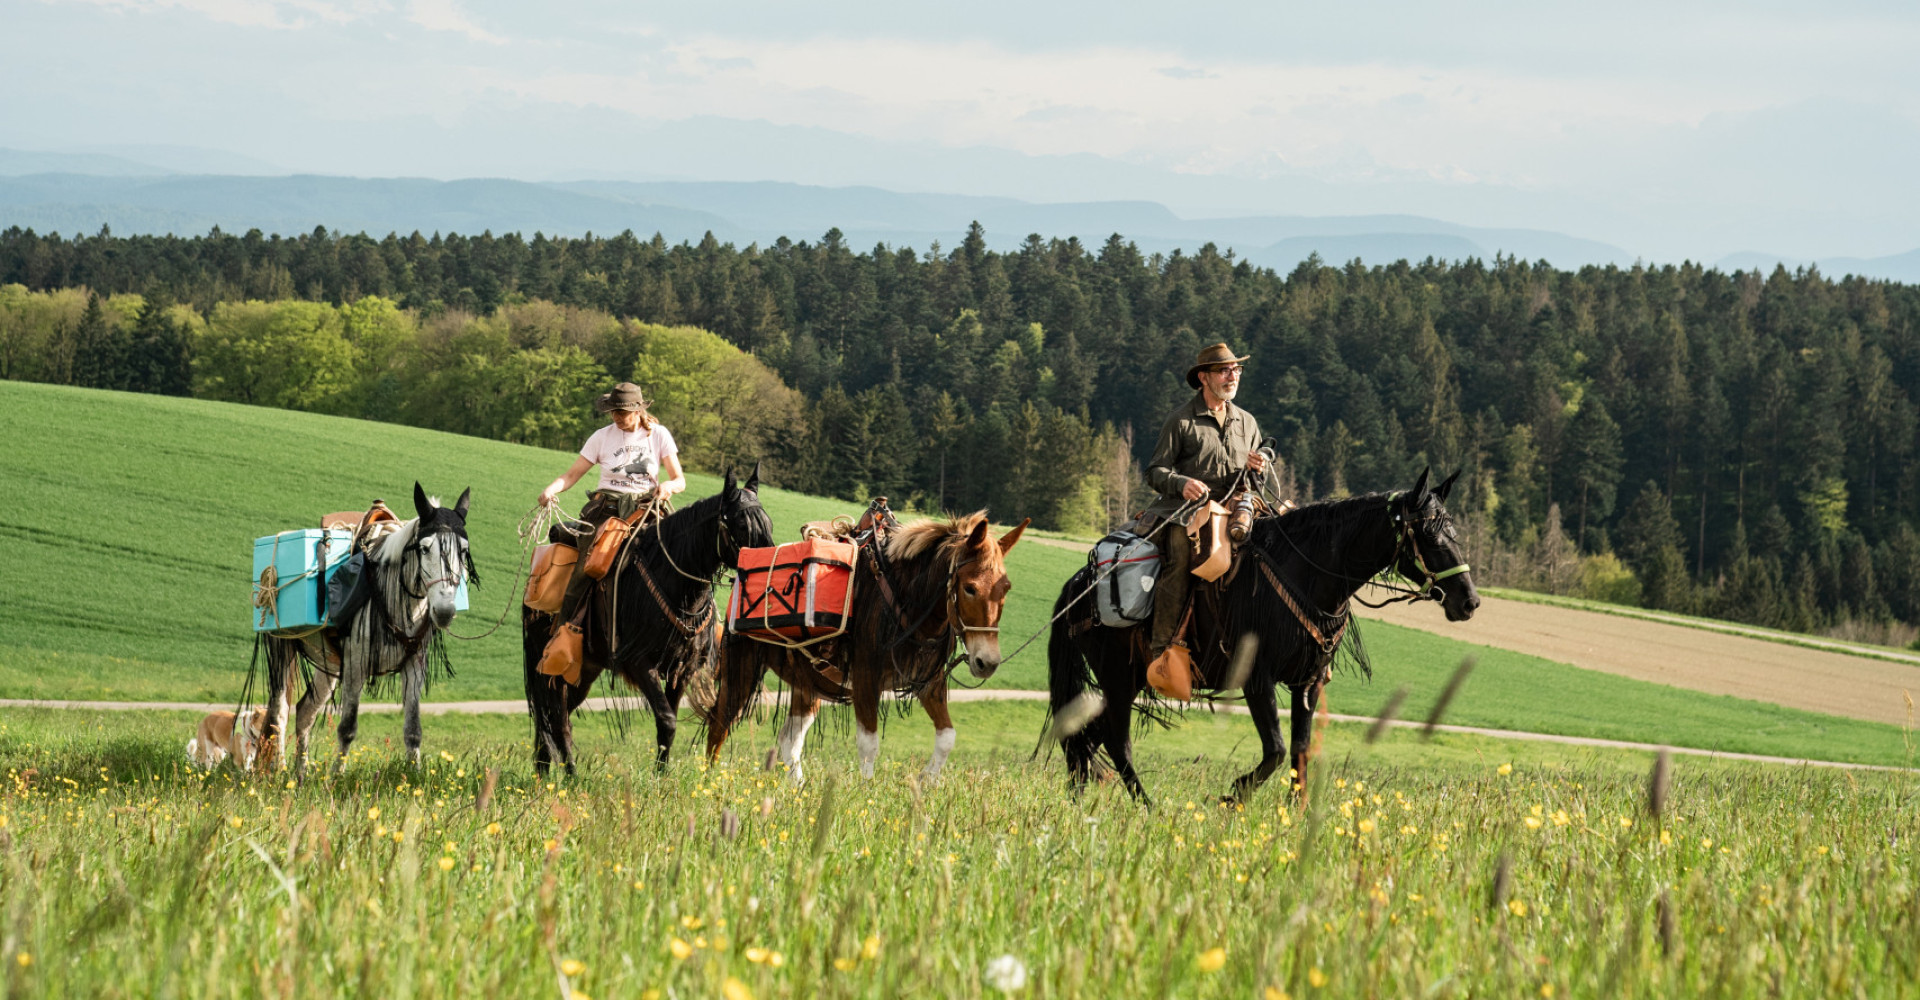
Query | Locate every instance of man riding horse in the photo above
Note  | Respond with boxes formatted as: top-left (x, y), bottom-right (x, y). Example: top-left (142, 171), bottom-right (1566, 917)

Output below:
top-left (1142, 342), bottom-right (1273, 682)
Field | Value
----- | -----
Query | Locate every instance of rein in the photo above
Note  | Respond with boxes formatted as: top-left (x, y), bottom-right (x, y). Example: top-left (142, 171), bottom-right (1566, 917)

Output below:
top-left (1265, 492), bottom-right (1469, 611)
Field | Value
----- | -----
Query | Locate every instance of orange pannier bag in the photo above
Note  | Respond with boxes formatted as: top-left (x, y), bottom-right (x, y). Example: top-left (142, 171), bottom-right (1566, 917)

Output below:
top-left (727, 539), bottom-right (858, 642)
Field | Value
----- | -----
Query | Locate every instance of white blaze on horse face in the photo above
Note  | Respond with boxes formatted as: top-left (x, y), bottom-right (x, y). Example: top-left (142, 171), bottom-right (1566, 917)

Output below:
top-left (925, 727), bottom-right (956, 781)
top-left (857, 725), bottom-right (880, 779)
top-left (777, 711), bottom-right (816, 784)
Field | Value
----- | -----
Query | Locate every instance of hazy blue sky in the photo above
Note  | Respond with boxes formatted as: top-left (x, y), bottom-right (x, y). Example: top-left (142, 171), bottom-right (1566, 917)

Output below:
top-left (5, 0), bottom-right (1918, 261)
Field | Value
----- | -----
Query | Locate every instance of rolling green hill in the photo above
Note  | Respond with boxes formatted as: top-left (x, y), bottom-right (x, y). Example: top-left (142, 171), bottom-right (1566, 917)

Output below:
top-left (1, 381), bottom-right (1912, 765)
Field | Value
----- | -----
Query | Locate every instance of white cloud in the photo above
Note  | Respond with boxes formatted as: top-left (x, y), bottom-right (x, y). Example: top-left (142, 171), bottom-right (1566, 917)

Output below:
top-left (44, 0), bottom-right (373, 29)
top-left (408, 0), bottom-right (503, 44)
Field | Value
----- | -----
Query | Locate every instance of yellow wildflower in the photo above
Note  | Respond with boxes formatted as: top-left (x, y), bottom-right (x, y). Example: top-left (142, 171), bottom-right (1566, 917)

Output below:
top-left (1508, 899), bottom-right (1529, 917)
top-left (437, 857), bottom-right (455, 871)
top-left (1308, 967), bottom-right (1328, 988)
top-left (1523, 816), bottom-right (1543, 830)
top-left (1357, 819), bottom-right (1375, 834)
top-left (668, 938), bottom-right (693, 960)
top-left (861, 935), bottom-right (880, 960)
top-left (1266, 988), bottom-right (1291, 1000)
top-left (368, 807), bottom-right (380, 820)
top-left (1195, 947), bottom-right (1226, 973)
top-left (745, 947), bottom-right (770, 964)
top-left (486, 822), bottom-right (503, 835)
top-left (1496, 763), bottom-right (1512, 776)
top-left (15, 953), bottom-right (29, 968)
top-left (561, 959), bottom-right (586, 977)
top-left (722, 979), bottom-right (754, 1000)
top-left (833, 957), bottom-right (857, 971)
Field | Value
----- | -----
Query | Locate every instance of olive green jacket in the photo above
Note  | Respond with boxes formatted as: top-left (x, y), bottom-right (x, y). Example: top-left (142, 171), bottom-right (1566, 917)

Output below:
top-left (1142, 391), bottom-right (1268, 525)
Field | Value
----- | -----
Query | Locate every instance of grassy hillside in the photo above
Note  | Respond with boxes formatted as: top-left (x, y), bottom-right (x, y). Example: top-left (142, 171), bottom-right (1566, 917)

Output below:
top-left (1, 381), bottom-right (1913, 765)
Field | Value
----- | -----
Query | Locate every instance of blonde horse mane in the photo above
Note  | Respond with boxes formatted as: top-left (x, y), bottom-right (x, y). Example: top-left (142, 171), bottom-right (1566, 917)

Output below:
top-left (885, 510), bottom-right (998, 566)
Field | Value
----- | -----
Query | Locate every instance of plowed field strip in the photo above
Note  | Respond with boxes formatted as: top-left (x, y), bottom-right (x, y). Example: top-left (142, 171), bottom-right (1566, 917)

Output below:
top-left (1357, 593), bottom-right (1920, 727)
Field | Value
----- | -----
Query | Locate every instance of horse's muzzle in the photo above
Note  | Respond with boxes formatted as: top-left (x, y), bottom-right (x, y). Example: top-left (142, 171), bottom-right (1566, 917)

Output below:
top-left (963, 633), bottom-right (1002, 679)
top-left (1441, 584), bottom-right (1481, 622)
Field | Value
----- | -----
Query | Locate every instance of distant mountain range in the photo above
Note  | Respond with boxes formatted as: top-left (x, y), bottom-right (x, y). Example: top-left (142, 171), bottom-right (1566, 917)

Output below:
top-left (0, 146), bottom-right (1913, 280)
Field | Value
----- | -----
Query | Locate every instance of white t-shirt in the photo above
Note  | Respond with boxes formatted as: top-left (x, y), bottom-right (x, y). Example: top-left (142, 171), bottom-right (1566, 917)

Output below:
top-left (580, 422), bottom-right (679, 494)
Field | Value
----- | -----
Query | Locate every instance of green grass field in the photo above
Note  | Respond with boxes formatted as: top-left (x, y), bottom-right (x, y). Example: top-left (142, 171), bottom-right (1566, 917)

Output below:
top-left (0, 700), bottom-right (1912, 998)
top-left (1, 381), bottom-right (1915, 766)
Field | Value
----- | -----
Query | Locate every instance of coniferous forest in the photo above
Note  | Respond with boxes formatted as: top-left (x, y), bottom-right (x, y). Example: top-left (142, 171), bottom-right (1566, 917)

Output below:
top-left (5, 222), bottom-right (1920, 644)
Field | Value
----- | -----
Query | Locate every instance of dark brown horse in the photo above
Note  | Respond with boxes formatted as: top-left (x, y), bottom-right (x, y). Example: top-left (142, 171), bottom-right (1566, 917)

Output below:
top-left (1048, 470), bottom-right (1478, 805)
top-left (704, 511), bottom-right (1027, 783)
top-left (522, 468), bottom-right (772, 776)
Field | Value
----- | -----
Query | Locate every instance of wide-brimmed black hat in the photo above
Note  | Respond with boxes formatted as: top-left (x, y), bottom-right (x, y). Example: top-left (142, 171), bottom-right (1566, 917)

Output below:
top-left (594, 382), bottom-right (649, 414)
top-left (1186, 342), bottom-right (1251, 389)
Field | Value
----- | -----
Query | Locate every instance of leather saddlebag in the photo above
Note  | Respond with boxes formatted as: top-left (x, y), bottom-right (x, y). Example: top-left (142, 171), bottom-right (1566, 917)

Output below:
top-left (1146, 641), bottom-right (1195, 701)
top-left (536, 622), bottom-right (584, 686)
top-left (1188, 500), bottom-right (1232, 582)
top-left (582, 515), bottom-right (634, 580)
top-left (523, 543), bottom-right (578, 613)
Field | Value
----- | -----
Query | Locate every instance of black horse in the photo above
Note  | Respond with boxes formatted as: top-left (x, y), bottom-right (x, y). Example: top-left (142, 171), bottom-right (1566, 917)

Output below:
top-left (1047, 469), bottom-right (1479, 805)
top-left (522, 466), bottom-right (773, 776)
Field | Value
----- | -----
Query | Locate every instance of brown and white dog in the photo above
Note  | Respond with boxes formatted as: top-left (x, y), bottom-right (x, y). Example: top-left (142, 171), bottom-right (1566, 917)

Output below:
top-left (186, 709), bottom-right (266, 770)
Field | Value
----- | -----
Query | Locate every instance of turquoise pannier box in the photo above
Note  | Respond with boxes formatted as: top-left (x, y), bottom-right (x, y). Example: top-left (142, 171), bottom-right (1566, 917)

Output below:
top-left (253, 528), bottom-right (355, 633)
top-left (252, 527), bottom-right (470, 633)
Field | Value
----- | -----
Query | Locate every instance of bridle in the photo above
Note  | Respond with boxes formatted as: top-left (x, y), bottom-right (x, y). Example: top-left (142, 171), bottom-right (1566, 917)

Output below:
top-left (1266, 493), bottom-right (1470, 611)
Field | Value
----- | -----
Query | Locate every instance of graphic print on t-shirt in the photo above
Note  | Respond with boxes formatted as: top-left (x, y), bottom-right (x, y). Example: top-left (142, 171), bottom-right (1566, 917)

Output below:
top-left (582, 423), bottom-right (679, 494)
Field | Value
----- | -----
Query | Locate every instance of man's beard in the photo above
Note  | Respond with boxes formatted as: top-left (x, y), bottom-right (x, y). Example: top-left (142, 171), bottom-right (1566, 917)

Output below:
top-left (1213, 384), bottom-right (1238, 403)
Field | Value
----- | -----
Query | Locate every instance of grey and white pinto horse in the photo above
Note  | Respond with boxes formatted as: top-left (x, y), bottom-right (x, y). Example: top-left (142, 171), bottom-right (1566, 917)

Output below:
top-left (262, 483), bottom-right (475, 772)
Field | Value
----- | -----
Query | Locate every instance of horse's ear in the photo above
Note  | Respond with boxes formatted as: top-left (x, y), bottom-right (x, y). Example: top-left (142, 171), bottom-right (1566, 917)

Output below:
top-left (723, 466), bottom-right (737, 493)
top-left (998, 517), bottom-right (1030, 555)
top-left (1408, 467), bottom-right (1430, 505)
top-left (413, 482), bottom-right (434, 521)
top-left (453, 487), bottom-right (472, 519)
top-left (1435, 470), bottom-right (1459, 502)
top-left (968, 516), bottom-right (991, 549)
top-left (746, 461), bottom-right (762, 492)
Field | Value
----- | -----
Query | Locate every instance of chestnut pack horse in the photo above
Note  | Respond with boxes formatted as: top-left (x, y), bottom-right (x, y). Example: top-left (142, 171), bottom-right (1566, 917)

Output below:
top-left (705, 511), bottom-right (1028, 783)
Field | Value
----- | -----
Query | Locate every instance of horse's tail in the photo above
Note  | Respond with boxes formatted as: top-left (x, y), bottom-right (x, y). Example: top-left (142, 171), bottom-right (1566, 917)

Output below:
top-left (1046, 570), bottom-right (1090, 725)
top-left (699, 634), bottom-right (770, 762)
top-left (1041, 569), bottom-right (1105, 767)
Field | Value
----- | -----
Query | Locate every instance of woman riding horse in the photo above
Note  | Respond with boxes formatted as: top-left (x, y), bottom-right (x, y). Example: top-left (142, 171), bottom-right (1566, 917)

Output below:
top-left (537, 381), bottom-right (687, 626)
top-left (525, 380), bottom-right (774, 774)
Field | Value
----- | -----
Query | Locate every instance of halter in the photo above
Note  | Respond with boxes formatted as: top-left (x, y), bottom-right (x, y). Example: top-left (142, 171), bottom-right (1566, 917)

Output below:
top-left (1366, 491), bottom-right (1472, 606)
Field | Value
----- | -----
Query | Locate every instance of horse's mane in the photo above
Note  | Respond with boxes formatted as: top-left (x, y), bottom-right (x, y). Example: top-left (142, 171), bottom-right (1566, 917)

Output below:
top-left (374, 518), bottom-right (416, 565)
top-left (653, 488), bottom-right (728, 572)
top-left (1248, 492), bottom-right (1392, 567)
top-left (887, 510), bottom-right (995, 568)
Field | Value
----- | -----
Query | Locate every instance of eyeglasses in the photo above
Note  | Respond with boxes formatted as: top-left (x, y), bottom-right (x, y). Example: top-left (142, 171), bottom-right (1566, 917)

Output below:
top-left (1205, 365), bottom-right (1244, 376)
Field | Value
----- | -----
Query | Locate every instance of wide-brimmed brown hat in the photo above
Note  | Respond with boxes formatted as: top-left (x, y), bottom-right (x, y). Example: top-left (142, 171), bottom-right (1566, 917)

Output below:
top-left (594, 382), bottom-right (649, 413)
top-left (1186, 342), bottom-right (1251, 389)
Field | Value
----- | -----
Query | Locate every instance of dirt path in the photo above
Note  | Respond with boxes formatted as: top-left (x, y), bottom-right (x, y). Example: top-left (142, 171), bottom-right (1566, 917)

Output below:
top-left (1356, 592), bottom-right (1920, 728)
top-left (1, 691), bottom-right (1907, 773)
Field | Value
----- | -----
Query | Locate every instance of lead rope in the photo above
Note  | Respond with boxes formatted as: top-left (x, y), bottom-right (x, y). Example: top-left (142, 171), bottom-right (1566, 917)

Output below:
top-left (445, 502), bottom-right (564, 641)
